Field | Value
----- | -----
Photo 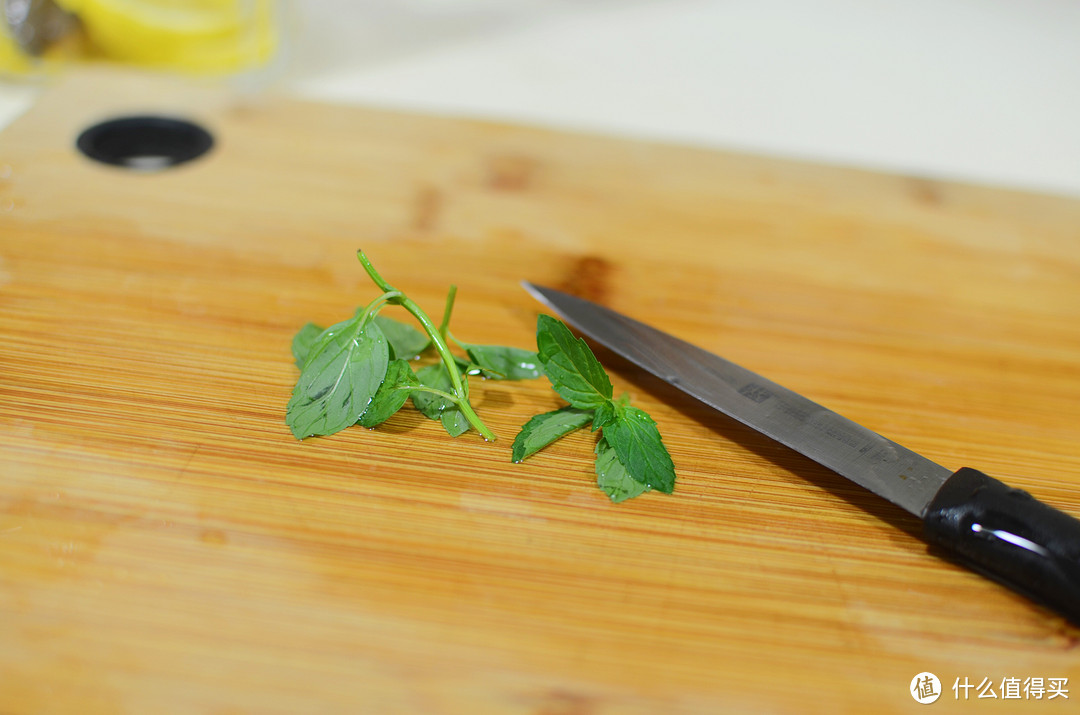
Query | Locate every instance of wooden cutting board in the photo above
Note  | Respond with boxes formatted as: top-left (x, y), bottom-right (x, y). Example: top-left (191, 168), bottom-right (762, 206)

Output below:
top-left (2, 67), bottom-right (1079, 713)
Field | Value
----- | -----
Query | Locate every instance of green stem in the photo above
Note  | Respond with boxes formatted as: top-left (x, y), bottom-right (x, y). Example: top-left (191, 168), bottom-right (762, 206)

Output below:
top-left (445, 329), bottom-right (471, 354)
top-left (358, 290), bottom-right (402, 323)
top-left (357, 250), bottom-right (396, 294)
top-left (356, 250), bottom-right (496, 441)
top-left (439, 285), bottom-right (457, 337)
top-left (402, 297), bottom-right (492, 438)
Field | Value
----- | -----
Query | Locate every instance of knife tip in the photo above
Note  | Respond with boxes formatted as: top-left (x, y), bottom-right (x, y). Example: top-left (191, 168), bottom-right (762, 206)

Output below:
top-left (519, 280), bottom-right (546, 299)
top-left (522, 281), bottom-right (568, 317)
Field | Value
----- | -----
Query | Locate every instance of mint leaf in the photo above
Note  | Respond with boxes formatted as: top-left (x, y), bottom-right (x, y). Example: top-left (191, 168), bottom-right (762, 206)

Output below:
top-left (286, 316), bottom-right (390, 438)
top-left (602, 404), bottom-right (676, 493)
top-left (411, 364), bottom-right (454, 419)
top-left (440, 410), bottom-right (471, 437)
top-left (359, 359), bottom-right (420, 428)
top-left (511, 406), bottom-right (594, 462)
top-left (535, 314), bottom-right (612, 409)
top-left (593, 393), bottom-right (629, 431)
top-left (412, 364), bottom-right (471, 437)
top-left (595, 437), bottom-right (649, 502)
top-left (291, 322), bottom-right (324, 367)
top-left (591, 400), bottom-right (617, 432)
top-left (374, 315), bottom-right (430, 360)
top-left (464, 344), bottom-right (544, 381)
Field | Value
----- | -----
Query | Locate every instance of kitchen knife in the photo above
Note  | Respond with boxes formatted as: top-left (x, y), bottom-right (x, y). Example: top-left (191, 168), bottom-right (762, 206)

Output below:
top-left (523, 283), bottom-right (1080, 624)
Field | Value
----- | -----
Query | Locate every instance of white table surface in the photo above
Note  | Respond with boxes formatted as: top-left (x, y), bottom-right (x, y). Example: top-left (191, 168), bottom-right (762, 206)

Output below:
top-left (3, 0), bottom-right (1079, 198)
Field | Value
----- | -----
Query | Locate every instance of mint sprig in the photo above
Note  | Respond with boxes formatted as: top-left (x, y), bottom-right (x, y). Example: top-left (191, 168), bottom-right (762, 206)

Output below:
top-left (287, 251), bottom-right (544, 441)
top-left (287, 254), bottom-right (677, 504)
top-left (513, 315), bottom-right (677, 502)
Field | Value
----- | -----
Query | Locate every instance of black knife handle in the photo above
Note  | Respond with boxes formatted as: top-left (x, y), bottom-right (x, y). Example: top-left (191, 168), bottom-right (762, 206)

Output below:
top-left (923, 468), bottom-right (1080, 623)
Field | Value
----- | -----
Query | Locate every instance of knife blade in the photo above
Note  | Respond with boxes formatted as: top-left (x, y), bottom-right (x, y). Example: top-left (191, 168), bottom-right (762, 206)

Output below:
top-left (523, 282), bottom-right (1080, 624)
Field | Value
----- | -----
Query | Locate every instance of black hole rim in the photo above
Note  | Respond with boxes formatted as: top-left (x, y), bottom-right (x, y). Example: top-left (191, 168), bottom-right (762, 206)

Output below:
top-left (76, 115), bottom-right (214, 170)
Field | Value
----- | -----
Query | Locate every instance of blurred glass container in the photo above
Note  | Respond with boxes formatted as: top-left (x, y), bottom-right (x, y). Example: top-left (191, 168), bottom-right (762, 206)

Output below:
top-left (1, 0), bottom-right (282, 79)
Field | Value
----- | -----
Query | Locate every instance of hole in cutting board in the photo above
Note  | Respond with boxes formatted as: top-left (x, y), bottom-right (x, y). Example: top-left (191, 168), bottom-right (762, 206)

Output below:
top-left (76, 116), bottom-right (214, 170)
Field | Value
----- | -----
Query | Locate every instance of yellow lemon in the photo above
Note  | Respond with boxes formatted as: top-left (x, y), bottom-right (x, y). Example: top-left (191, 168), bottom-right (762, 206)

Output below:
top-left (53, 0), bottom-right (277, 74)
top-left (0, 27), bottom-right (34, 75)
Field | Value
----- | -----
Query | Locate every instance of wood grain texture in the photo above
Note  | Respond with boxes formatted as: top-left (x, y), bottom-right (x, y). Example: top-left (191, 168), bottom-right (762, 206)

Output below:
top-left (1, 67), bottom-right (1079, 713)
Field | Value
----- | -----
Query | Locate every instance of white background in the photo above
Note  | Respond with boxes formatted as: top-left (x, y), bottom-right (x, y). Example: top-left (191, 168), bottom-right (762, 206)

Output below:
top-left (4, 0), bottom-right (1080, 197)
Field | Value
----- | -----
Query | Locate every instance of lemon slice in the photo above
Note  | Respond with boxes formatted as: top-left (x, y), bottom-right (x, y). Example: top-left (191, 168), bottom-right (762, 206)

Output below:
top-left (54, 0), bottom-right (277, 74)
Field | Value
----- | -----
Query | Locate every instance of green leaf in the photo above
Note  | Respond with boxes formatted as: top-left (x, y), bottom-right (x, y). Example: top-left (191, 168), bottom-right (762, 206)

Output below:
top-left (358, 359), bottom-right (420, 428)
top-left (511, 406), bottom-right (594, 462)
top-left (464, 344), bottom-right (545, 381)
top-left (286, 316), bottom-right (390, 439)
top-left (440, 410), bottom-right (471, 438)
top-left (291, 322), bottom-right (325, 367)
top-left (592, 392), bottom-right (630, 431)
top-left (411, 364), bottom-right (454, 419)
top-left (535, 315), bottom-right (613, 409)
top-left (595, 437), bottom-right (649, 503)
top-left (374, 315), bottom-right (430, 360)
top-left (412, 364), bottom-right (471, 437)
top-left (591, 400), bottom-right (617, 432)
top-left (602, 404), bottom-right (676, 493)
